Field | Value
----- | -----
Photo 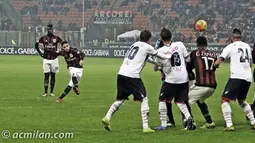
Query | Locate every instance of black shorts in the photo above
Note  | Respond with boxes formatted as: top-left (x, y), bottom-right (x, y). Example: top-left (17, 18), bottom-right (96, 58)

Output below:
top-left (116, 75), bottom-right (146, 101)
top-left (222, 78), bottom-right (251, 101)
top-left (251, 103), bottom-right (255, 112)
top-left (159, 82), bottom-right (189, 103)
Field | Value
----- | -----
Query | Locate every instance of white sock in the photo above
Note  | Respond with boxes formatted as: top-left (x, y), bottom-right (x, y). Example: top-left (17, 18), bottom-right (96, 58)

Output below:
top-left (141, 97), bottom-right (149, 129)
top-left (176, 103), bottom-right (191, 120)
top-left (221, 102), bottom-right (233, 127)
top-left (243, 102), bottom-right (255, 125)
top-left (159, 102), bottom-right (167, 127)
top-left (106, 100), bottom-right (124, 121)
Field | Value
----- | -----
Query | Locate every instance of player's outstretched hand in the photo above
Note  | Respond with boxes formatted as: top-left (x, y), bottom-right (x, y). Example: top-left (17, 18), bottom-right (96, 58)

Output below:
top-left (153, 64), bottom-right (162, 71)
top-left (79, 60), bottom-right (83, 66)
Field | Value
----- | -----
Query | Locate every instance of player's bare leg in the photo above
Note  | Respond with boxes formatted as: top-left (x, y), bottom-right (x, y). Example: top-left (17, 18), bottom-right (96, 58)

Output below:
top-left (197, 101), bottom-right (215, 129)
top-left (56, 86), bottom-right (72, 103)
top-left (221, 99), bottom-right (234, 131)
top-left (42, 73), bottom-right (50, 97)
top-left (50, 72), bottom-right (56, 96)
top-left (238, 100), bottom-right (255, 130)
top-left (102, 100), bottom-right (125, 131)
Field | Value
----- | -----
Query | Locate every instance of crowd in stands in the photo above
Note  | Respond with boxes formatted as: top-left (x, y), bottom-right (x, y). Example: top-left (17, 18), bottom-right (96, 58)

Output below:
top-left (2, 0), bottom-right (255, 44)
top-left (0, 3), bottom-right (12, 31)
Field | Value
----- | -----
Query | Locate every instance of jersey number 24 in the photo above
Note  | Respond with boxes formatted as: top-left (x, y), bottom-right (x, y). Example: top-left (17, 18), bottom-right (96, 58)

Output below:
top-left (238, 48), bottom-right (249, 63)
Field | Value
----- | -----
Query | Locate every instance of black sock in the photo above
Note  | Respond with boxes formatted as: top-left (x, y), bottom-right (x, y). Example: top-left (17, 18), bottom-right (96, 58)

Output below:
top-left (50, 72), bottom-right (56, 93)
top-left (72, 76), bottom-right (78, 88)
top-left (197, 101), bottom-right (213, 124)
top-left (166, 102), bottom-right (175, 125)
top-left (44, 73), bottom-right (50, 93)
top-left (59, 86), bottom-right (72, 99)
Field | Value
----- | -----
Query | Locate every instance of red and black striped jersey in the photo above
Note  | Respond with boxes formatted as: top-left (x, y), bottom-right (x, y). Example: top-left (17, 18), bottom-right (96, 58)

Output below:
top-left (47, 47), bottom-right (85, 69)
top-left (188, 49), bottom-right (217, 88)
top-left (59, 47), bottom-right (85, 69)
top-left (39, 34), bottom-right (62, 60)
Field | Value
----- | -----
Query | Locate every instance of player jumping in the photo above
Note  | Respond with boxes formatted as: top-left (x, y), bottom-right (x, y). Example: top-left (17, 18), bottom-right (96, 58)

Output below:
top-left (186, 36), bottom-right (217, 129)
top-left (214, 28), bottom-right (255, 131)
top-left (154, 28), bottom-right (194, 130)
top-left (35, 24), bottom-right (62, 97)
top-left (35, 41), bottom-right (85, 103)
top-left (101, 30), bottom-right (170, 133)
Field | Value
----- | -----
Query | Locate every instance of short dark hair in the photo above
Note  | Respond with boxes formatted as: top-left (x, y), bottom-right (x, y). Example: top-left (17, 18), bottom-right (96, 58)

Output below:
top-left (47, 24), bottom-right (53, 28)
top-left (61, 41), bottom-right (68, 46)
top-left (160, 28), bottom-right (172, 42)
top-left (196, 36), bottom-right (207, 47)
top-left (232, 28), bottom-right (242, 39)
top-left (140, 30), bottom-right (152, 42)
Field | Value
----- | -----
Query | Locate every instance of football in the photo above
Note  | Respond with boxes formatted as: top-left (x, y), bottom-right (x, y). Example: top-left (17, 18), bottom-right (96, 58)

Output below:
top-left (195, 20), bottom-right (208, 32)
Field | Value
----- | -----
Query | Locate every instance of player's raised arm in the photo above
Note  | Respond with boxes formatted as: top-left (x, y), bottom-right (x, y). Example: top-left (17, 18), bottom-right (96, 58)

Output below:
top-left (181, 42), bottom-right (191, 62)
top-left (147, 46), bottom-right (172, 60)
top-left (214, 44), bottom-right (231, 68)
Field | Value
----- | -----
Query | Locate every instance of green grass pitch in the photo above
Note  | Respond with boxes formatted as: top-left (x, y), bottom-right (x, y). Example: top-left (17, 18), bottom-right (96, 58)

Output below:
top-left (0, 56), bottom-right (255, 143)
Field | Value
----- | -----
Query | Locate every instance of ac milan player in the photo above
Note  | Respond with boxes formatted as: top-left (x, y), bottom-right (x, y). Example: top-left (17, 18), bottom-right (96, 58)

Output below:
top-left (35, 24), bottom-right (62, 97)
top-left (186, 36), bottom-right (217, 129)
top-left (36, 41), bottom-right (85, 103)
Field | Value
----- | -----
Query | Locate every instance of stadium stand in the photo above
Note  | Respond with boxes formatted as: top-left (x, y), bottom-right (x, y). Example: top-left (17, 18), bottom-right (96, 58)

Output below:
top-left (4, 0), bottom-right (255, 43)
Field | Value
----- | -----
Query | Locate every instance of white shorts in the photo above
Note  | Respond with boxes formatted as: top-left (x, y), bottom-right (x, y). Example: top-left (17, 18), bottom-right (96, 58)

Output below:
top-left (188, 80), bottom-right (215, 104)
top-left (68, 67), bottom-right (83, 87)
top-left (43, 58), bottom-right (59, 73)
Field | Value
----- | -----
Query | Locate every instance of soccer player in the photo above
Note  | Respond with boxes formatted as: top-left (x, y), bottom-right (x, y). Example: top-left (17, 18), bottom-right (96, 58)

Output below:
top-left (101, 30), bottom-right (170, 133)
top-left (186, 36), bottom-right (217, 129)
top-left (35, 24), bottom-right (62, 97)
top-left (155, 38), bottom-right (175, 127)
top-left (35, 41), bottom-right (85, 103)
top-left (154, 28), bottom-right (194, 130)
top-left (214, 28), bottom-right (255, 131)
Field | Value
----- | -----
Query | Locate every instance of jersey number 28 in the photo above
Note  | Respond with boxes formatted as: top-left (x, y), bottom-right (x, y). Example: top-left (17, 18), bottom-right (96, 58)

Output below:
top-left (171, 52), bottom-right (181, 67)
